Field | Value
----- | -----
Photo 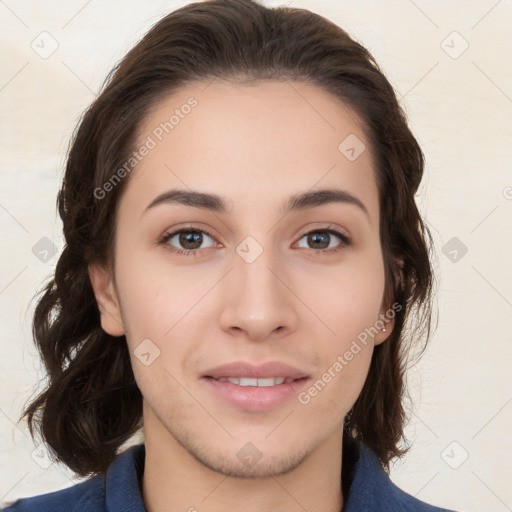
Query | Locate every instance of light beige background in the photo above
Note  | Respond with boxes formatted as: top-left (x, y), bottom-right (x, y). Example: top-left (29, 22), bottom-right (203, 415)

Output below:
top-left (1, 1), bottom-right (511, 511)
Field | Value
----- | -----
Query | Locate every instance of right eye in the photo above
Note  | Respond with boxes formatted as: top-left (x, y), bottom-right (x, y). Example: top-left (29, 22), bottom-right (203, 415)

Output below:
top-left (159, 228), bottom-right (217, 256)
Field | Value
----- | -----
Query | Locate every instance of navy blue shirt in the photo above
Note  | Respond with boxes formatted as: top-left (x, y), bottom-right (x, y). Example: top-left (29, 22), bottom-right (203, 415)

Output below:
top-left (3, 438), bottom-right (455, 511)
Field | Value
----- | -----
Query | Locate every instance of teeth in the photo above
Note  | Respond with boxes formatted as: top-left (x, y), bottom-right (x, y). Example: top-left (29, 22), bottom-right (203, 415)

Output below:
top-left (258, 377), bottom-right (284, 387)
top-left (217, 377), bottom-right (291, 387)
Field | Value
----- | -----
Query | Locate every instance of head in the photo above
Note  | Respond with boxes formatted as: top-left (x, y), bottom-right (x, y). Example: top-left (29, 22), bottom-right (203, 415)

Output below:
top-left (22, 0), bottom-right (433, 477)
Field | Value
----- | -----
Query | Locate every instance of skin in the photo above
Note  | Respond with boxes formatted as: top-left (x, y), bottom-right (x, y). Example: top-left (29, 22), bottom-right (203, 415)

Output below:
top-left (89, 79), bottom-right (395, 512)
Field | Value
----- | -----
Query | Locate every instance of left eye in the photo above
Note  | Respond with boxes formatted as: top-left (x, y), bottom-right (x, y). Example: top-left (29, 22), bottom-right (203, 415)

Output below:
top-left (296, 229), bottom-right (348, 251)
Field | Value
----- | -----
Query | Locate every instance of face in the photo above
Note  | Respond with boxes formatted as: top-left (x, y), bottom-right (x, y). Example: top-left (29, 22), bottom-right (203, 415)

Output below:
top-left (89, 79), bottom-right (394, 478)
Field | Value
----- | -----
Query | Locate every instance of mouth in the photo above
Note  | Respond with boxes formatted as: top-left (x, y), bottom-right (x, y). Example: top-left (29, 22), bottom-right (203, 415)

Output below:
top-left (211, 376), bottom-right (299, 387)
top-left (202, 361), bottom-right (309, 380)
top-left (201, 361), bottom-right (310, 411)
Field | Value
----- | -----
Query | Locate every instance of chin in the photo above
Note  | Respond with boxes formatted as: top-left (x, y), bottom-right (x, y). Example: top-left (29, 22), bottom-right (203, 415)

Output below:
top-left (190, 445), bottom-right (313, 479)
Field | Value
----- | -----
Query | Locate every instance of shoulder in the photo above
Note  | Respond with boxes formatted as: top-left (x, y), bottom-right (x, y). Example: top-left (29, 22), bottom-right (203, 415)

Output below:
top-left (388, 482), bottom-right (456, 512)
top-left (345, 440), bottom-right (457, 512)
top-left (2, 443), bottom-right (145, 512)
top-left (1, 475), bottom-right (105, 512)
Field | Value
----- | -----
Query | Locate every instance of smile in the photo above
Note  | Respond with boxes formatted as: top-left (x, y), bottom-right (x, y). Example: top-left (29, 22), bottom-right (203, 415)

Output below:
top-left (214, 377), bottom-right (296, 386)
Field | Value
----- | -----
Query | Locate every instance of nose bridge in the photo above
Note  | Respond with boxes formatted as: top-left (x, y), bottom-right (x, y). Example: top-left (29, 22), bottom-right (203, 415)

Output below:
top-left (219, 239), bottom-right (298, 340)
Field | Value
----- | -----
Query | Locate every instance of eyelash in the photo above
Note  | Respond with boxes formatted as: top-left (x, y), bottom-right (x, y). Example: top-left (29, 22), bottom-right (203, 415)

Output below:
top-left (158, 226), bottom-right (350, 257)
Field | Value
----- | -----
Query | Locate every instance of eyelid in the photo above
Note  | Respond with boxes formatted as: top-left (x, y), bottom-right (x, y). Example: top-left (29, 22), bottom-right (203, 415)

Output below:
top-left (296, 223), bottom-right (350, 241)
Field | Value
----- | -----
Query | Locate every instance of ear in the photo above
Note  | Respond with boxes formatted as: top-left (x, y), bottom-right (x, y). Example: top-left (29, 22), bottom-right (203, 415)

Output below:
top-left (88, 263), bottom-right (125, 336)
top-left (373, 302), bottom-right (396, 346)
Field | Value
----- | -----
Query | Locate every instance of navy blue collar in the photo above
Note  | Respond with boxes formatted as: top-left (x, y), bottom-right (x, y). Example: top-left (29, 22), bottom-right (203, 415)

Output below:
top-left (105, 443), bottom-right (146, 511)
top-left (100, 438), bottom-right (450, 512)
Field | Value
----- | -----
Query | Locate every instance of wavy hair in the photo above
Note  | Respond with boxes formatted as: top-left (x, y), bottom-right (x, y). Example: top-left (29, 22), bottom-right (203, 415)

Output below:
top-left (20, 0), bottom-right (433, 477)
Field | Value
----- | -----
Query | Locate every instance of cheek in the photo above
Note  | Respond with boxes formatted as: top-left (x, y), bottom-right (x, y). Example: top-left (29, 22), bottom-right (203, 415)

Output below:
top-left (114, 246), bottom-right (195, 336)
top-left (113, 248), bottom-right (209, 389)
top-left (299, 251), bottom-right (386, 343)
top-left (291, 253), bottom-right (384, 407)
top-left (297, 339), bottom-right (373, 425)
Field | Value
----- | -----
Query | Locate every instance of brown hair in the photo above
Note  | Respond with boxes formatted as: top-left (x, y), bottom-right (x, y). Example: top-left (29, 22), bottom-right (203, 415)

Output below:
top-left (20, 0), bottom-right (433, 477)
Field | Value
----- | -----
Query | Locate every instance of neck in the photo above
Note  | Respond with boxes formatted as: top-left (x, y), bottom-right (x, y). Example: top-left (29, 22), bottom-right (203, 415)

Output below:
top-left (141, 406), bottom-right (344, 512)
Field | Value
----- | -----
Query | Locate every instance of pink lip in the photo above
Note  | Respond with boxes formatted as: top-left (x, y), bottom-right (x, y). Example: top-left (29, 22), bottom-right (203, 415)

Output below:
top-left (202, 361), bottom-right (309, 380)
top-left (201, 361), bottom-right (310, 411)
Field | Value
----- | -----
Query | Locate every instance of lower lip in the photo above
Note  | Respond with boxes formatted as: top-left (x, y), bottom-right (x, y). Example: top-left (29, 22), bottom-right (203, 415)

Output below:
top-left (202, 377), bottom-right (310, 411)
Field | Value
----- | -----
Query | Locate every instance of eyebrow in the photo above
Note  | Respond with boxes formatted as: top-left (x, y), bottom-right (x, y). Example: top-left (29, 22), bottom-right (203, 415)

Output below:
top-left (142, 188), bottom-right (369, 217)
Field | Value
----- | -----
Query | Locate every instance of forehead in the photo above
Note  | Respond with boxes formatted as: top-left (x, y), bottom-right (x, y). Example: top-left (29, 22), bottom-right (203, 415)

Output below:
top-left (121, 79), bottom-right (378, 220)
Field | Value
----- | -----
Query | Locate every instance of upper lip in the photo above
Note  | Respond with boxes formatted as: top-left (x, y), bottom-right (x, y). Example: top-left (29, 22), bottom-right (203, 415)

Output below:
top-left (202, 362), bottom-right (309, 380)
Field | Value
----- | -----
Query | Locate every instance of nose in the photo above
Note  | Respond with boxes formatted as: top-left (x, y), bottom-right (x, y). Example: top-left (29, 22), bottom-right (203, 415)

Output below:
top-left (218, 247), bottom-right (299, 342)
